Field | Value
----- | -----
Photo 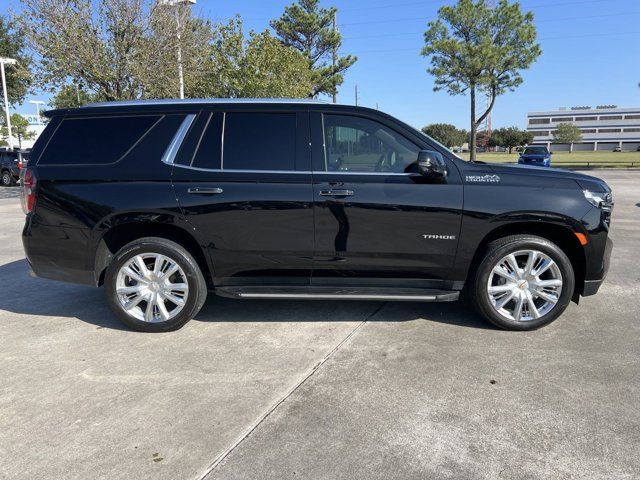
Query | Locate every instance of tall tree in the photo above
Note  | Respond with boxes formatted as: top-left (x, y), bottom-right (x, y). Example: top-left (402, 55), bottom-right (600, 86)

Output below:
top-left (422, 0), bottom-right (541, 161)
top-left (490, 126), bottom-right (534, 153)
top-left (203, 17), bottom-right (313, 99)
top-left (553, 123), bottom-right (582, 152)
top-left (50, 84), bottom-right (96, 109)
top-left (19, 0), bottom-right (211, 100)
top-left (0, 15), bottom-right (32, 105)
top-left (271, 0), bottom-right (356, 99)
top-left (1, 113), bottom-right (36, 149)
top-left (422, 123), bottom-right (467, 148)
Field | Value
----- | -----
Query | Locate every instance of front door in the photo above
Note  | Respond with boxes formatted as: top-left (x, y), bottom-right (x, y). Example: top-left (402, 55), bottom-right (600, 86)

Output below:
top-left (172, 109), bottom-right (314, 285)
top-left (310, 112), bottom-right (463, 288)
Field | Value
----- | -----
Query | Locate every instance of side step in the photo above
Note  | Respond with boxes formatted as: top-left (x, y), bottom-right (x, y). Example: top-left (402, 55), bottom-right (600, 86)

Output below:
top-left (216, 286), bottom-right (460, 302)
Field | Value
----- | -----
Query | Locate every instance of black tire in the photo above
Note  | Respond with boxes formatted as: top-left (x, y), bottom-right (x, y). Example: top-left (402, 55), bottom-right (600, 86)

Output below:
top-left (470, 235), bottom-right (575, 331)
top-left (105, 237), bottom-right (207, 332)
top-left (1, 170), bottom-right (14, 186)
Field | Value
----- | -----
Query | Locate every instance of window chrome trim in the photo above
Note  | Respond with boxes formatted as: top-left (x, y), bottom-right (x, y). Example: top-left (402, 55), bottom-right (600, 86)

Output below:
top-left (161, 114), bottom-right (196, 165)
top-left (220, 112), bottom-right (226, 169)
top-left (170, 162), bottom-right (412, 176)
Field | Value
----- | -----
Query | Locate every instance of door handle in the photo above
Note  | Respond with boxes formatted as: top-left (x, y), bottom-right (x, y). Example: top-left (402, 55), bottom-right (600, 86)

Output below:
top-left (187, 187), bottom-right (223, 195)
top-left (320, 189), bottom-right (354, 197)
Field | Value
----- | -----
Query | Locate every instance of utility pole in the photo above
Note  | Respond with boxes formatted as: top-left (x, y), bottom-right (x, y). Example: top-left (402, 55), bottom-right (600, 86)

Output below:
top-left (160, 0), bottom-right (196, 99)
top-left (355, 84), bottom-right (359, 106)
top-left (332, 11), bottom-right (337, 104)
top-left (0, 57), bottom-right (17, 150)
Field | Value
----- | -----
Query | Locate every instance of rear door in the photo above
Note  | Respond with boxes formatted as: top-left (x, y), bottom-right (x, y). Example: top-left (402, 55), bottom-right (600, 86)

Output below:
top-left (172, 107), bottom-right (314, 286)
top-left (310, 110), bottom-right (463, 287)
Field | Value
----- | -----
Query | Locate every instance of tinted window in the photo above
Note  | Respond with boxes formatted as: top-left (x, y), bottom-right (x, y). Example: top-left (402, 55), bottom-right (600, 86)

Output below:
top-left (174, 112), bottom-right (222, 169)
top-left (523, 147), bottom-right (549, 154)
top-left (323, 114), bottom-right (420, 173)
top-left (223, 113), bottom-right (296, 171)
top-left (38, 115), bottom-right (160, 165)
top-left (193, 113), bottom-right (223, 169)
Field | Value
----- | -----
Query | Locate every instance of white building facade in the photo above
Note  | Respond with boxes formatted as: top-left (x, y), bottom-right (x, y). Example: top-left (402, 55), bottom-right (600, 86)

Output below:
top-left (527, 106), bottom-right (640, 152)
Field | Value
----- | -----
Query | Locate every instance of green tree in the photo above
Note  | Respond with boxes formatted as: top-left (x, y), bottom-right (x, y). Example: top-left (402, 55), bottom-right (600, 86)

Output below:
top-left (204, 17), bottom-right (313, 99)
top-left (553, 123), bottom-right (582, 152)
top-left (1, 113), bottom-right (36, 149)
top-left (271, 0), bottom-right (356, 99)
top-left (0, 15), bottom-right (32, 105)
top-left (19, 0), bottom-right (211, 100)
top-left (50, 84), bottom-right (95, 109)
top-left (422, 123), bottom-right (467, 148)
top-left (422, 0), bottom-right (541, 161)
top-left (489, 126), bottom-right (534, 153)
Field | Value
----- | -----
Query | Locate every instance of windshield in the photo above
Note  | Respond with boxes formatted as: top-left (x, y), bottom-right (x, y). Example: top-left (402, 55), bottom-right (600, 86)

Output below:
top-left (523, 147), bottom-right (549, 155)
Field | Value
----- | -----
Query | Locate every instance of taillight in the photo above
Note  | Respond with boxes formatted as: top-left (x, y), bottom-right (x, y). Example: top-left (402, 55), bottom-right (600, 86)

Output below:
top-left (20, 168), bottom-right (37, 214)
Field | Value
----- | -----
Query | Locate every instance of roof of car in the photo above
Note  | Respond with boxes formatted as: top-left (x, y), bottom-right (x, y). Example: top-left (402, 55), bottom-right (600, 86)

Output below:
top-left (43, 97), bottom-right (360, 117)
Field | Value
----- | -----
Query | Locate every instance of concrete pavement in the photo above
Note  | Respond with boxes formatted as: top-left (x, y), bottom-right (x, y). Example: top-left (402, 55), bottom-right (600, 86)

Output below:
top-left (1, 170), bottom-right (639, 480)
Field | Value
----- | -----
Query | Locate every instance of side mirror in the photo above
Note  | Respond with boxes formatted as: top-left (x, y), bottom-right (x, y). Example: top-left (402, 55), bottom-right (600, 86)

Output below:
top-left (417, 150), bottom-right (447, 181)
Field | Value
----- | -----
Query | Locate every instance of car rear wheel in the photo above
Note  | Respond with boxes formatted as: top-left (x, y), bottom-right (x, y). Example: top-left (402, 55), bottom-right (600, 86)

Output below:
top-left (1, 170), bottom-right (14, 186)
top-left (105, 237), bottom-right (207, 332)
top-left (471, 235), bottom-right (574, 330)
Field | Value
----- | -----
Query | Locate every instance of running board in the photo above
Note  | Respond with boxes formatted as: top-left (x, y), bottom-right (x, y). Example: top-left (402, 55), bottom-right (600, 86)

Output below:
top-left (216, 286), bottom-right (460, 302)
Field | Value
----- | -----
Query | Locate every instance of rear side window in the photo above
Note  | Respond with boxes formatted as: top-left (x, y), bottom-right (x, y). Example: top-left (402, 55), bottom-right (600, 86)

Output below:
top-left (38, 115), bottom-right (161, 165)
top-left (223, 112), bottom-right (296, 171)
top-left (174, 112), bottom-right (223, 169)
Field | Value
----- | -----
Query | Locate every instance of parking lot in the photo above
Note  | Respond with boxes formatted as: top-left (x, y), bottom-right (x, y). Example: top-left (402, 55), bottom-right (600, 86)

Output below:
top-left (0, 169), bottom-right (638, 480)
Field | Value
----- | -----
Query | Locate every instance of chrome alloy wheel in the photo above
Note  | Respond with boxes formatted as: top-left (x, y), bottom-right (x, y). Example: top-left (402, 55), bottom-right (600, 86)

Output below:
top-left (487, 249), bottom-right (563, 322)
top-left (115, 253), bottom-right (189, 323)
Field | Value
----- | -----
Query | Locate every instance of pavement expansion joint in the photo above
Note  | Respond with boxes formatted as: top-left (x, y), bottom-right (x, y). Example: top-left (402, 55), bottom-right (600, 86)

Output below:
top-left (197, 302), bottom-right (387, 480)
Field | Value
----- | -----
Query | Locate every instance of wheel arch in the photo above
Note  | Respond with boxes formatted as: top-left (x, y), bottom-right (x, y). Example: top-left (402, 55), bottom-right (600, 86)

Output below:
top-left (94, 220), bottom-right (212, 287)
top-left (466, 221), bottom-right (586, 300)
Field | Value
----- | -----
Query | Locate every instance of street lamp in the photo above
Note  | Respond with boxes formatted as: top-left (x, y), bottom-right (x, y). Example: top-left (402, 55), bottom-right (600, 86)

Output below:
top-left (0, 57), bottom-right (17, 149)
top-left (159, 0), bottom-right (196, 100)
top-left (29, 100), bottom-right (45, 125)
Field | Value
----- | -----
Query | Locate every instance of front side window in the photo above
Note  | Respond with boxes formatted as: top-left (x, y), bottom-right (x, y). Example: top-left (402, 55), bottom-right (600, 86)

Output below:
top-left (322, 115), bottom-right (420, 173)
top-left (223, 112), bottom-right (297, 171)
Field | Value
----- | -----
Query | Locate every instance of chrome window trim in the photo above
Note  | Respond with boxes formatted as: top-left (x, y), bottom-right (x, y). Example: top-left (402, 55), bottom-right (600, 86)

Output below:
top-left (161, 114), bottom-right (196, 166)
top-left (220, 112), bottom-right (226, 169)
top-left (170, 162), bottom-right (412, 176)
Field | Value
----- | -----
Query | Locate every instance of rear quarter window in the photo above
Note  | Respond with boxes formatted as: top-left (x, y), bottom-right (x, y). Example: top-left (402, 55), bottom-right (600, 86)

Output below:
top-left (37, 115), bottom-right (161, 165)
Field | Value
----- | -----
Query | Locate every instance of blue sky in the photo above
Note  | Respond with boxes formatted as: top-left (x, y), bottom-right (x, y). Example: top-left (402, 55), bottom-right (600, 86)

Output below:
top-left (3, 0), bottom-right (640, 130)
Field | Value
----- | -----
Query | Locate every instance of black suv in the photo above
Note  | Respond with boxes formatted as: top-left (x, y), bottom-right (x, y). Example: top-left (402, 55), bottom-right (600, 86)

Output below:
top-left (21, 99), bottom-right (613, 332)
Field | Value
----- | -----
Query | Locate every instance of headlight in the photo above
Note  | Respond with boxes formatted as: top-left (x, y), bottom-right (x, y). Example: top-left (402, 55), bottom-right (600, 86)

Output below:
top-left (583, 189), bottom-right (613, 210)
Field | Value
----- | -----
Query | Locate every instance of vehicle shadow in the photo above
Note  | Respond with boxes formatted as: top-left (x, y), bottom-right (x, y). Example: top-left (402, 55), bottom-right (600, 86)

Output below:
top-left (0, 258), bottom-right (494, 331)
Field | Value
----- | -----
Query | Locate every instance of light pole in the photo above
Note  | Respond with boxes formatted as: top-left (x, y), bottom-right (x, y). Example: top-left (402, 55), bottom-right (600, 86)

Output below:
top-left (0, 57), bottom-right (17, 149)
top-left (159, 0), bottom-right (196, 99)
top-left (29, 100), bottom-right (45, 124)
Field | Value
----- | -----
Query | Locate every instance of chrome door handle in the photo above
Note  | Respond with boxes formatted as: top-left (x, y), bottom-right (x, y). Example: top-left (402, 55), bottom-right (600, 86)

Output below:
top-left (320, 189), bottom-right (354, 197)
top-left (187, 187), bottom-right (223, 195)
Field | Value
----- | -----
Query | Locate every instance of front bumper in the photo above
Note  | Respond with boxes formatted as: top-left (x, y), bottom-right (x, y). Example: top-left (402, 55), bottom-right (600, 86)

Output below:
top-left (582, 236), bottom-right (613, 296)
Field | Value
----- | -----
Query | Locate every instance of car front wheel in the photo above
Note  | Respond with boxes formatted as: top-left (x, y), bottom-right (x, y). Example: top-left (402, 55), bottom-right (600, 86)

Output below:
top-left (471, 235), bottom-right (575, 330)
top-left (105, 237), bottom-right (208, 332)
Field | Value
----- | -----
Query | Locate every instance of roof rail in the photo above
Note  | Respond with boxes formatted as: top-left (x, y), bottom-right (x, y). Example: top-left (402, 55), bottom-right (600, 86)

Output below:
top-left (82, 98), bottom-right (329, 108)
